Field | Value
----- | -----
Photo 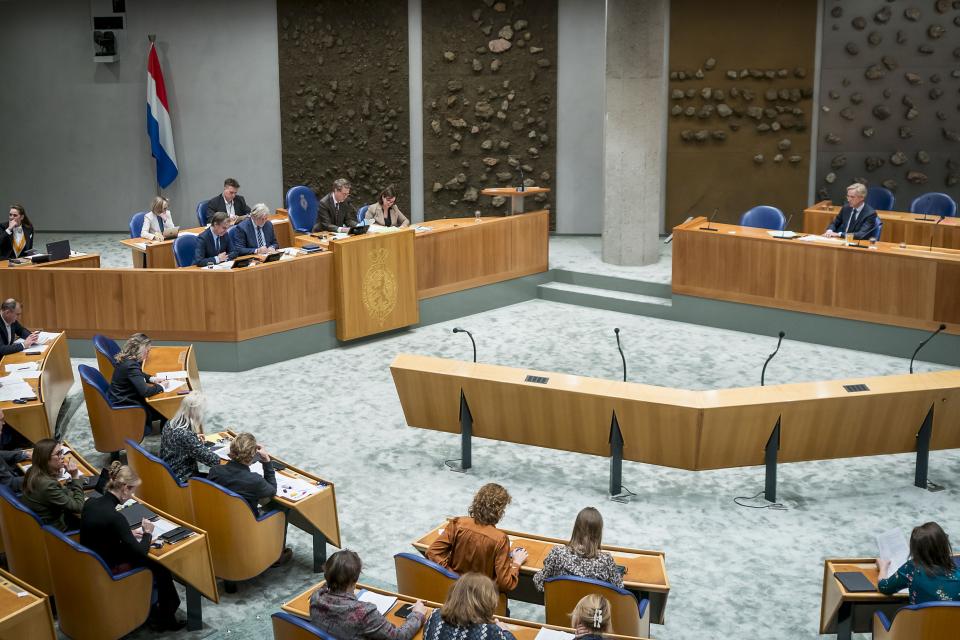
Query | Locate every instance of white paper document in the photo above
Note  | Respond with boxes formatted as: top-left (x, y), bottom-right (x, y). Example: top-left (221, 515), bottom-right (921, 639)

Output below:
top-left (22, 345), bottom-right (48, 355)
top-left (2, 370), bottom-right (40, 381)
top-left (5, 362), bottom-right (38, 373)
top-left (37, 331), bottom-right (61, 344)
top-left (0, 381), bottom-right (36, 402)
top-left (151, 518), bottom-right (181, 538)
top-left (799, 234), bottom-right (844, 245)
top-left (159, 379), bottom-right (187, 393)
top-left (877, 528), bottom-right (910, 580)
top-left (277, 475), bottom-right (323, 501)
top-left (414, 226), bottom-right (433, 233)
top-left (767, 230), bottom-right (798, 239)
top-left (534, 629), bottom-right (575, 640)
top-left (357, 590), bottom-right (397, 615)
top-left (133, 242), bottom-right (148, 250)
top-left (213, 446), bottom-right (231, 461)
top-left (155, 370), bottom-right (188, 380)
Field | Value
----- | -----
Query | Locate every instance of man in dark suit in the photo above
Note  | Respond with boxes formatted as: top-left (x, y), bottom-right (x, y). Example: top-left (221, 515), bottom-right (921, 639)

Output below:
top-left (824, 182), bottom-right (879, 240)
top-left (205, 177), bottom-right (252, 224)
top-left (234, 204), bottom-right (279, 256)
top-left (194, 212), bottom-right (238, 266)
top-left (0, 298), bottom-right (38, 356)
top-left (312, 178), bottom-right (358, 233)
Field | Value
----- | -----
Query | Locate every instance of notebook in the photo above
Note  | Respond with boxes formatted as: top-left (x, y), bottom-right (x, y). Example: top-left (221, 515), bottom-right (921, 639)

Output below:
top-left (835, 571), bottom-right (876, 593)
top-left (118, 502), bottom-right (159, 528)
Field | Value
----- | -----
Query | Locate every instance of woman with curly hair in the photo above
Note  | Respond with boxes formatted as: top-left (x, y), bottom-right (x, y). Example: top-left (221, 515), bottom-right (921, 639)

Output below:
top-left (426, 483), bottom-right (527, 592)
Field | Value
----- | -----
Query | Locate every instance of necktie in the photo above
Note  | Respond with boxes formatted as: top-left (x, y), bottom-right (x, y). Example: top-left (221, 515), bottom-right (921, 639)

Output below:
top-left (4, 324), bottom-right (10, 344)
top-left (157, 214), bottom-right (165, 232)
top-left (845, 207), bottom-right (859, 235)
top-left (214, 235), bottom-right (220, 254)
top-left (256, 225), bottom-right (264, 248)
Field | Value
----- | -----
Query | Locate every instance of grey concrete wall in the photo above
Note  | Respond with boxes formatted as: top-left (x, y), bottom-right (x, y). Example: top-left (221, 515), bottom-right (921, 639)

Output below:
top-left (0, 0), bottom-right (283, 232)
top-left (555, 0), bottom-right (606, 234)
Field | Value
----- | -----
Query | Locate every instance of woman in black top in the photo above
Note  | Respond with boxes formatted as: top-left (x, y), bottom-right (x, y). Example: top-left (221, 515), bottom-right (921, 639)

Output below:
top-left (107, 333), bottom-right (166, 428)
top-left (0, 204), bottom-right (34, 260)
top-left (80, 462), bottom-right (185, 631)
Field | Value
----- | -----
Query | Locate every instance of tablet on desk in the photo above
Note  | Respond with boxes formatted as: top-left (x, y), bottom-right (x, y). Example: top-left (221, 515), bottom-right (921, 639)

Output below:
top-left (161, 226), bottom-right (180, 240)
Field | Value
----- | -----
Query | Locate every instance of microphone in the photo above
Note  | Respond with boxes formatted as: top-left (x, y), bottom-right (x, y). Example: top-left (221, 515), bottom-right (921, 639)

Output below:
top-left (929, 216), bottom-right (944, 252)
top-left (517, 164), bottom-right (525, 192)
top-left (700, 208), bottom-right (719, 231)
top-left (909, 324), bottom-right (946, 374)
top-left (775, 214), bottom-right (793, 239)
top-left (614, 328), bottom-right (626, 382)
top-left (760, 331), bottom-right (786, 386)
top-left (452, 327), bottom-right (477, 363)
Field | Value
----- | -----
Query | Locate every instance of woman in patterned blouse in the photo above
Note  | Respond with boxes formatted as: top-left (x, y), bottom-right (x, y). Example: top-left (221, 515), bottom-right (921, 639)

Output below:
top-left (533, 507), bottom-right (623, 591)
top-left (422, 573), bottom-right (516, 640)
top-left (878, 521), bottom-right (960, 604)
top-left (571, 594), bottom-right (612, 640)
top-left (158, 392), bottom-right (222, 483)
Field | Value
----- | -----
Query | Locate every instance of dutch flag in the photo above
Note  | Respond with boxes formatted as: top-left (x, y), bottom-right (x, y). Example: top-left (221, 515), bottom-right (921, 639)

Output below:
top-left (146, 42), bottom-right (178, 189)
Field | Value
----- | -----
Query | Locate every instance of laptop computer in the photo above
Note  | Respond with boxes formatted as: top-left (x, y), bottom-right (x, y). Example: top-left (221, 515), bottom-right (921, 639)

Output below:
top-left (161, 226), bottom-right (180, 240)
top-left (46, 240), bottom-right (70, 261)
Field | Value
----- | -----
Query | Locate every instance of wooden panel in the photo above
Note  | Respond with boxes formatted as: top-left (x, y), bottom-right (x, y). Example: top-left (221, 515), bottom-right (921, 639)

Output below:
top-left (0, 332), bottom-right (72, 442)
top-left (143, 499), bottom-right (219, 603)
top-left (820, 558), bottom-right (907, 635)
top-left (143, 345), bottom-right (198, 419)
top-left (332, 230), bottom-right (419, 341)
top-left (0, 254), bottom-right (100, 270)
top-left (0, 568), bottom-right (56, 640)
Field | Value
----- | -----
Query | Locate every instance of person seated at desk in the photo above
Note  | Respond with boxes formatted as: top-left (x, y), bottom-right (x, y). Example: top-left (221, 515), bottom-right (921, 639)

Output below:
top-left (533, 506), bottom-right (623, 591)
top-left (878, 521), bottom-right (960, 604)
top-left (80, 462), bottom-right (185, 631)
top-left (0, 413), bottom-right (30, 491)
top-left (823, 182), bottom-right (879, 240)
top-left (194, 211), bottom-right (238, 266)
top-left (234, 203), bottom-right (279, 255)
top-left (313, 178), bottom-right (358, 233)
top-left (310, 549), bottom-right (427, 640)
top-left (363, 186), bottom-right (409, 228)
top-left (140, 195), bottom-right (175, 241)
top-left (570, 594), bottom-right (612, 640)
top-left (158, 392), bottom-right (221, 483)
top-left (107, 333), bottom-right (166, 428)
top-left (0, 298), bottom-right (39, 356)
top-left (422, 573), bottom-right (515, 640)
top-left (206, 177), bottom-right (251, 224)
top-left (20, 438), bottom-right (84, 531)
top-left (427, 482), bottom-right (528, 592)
top-left (0, 203), bottom-right (34, 259)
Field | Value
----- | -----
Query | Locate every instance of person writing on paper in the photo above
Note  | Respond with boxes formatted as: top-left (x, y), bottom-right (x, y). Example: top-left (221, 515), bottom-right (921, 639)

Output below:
top-left (422, 573), bottom-right (515, 640)
top-left (206, 177), bottom-right (251, 223)
top-left (533, 507), bottom-right (623, 591)
top-left (310, 549), bottom-right (427, 640)
top-left (0, 204), bottom-right (34, 259)
top-left (363, 186), bottom-right (409, 228)
top-left (140, 196), bottom-right (175, 241)
top-left (21, 439), bottom-right (84, 531)
top-left (0, 298), bottom-right (39, 356)
top-left (194, 211), bottom-right (238, 267)
top-left (159, 392), bottom-right (222, 483)
top-left (823, 183), bottom-right (879, 240)
top-left (427, 483), bottom-right (527, 592)
top-left (234, 203), bottom-right (279, 255)
top-left (313, 178), bottom-right (358, 233)
top-left (80, 462), bottom-right (185, 631)
top-left (107, 333), bottom-right (166, 427)
top-left (878, 522), bottom-right (960, 604)
top-left (570, 594), bottom-right (612, 640)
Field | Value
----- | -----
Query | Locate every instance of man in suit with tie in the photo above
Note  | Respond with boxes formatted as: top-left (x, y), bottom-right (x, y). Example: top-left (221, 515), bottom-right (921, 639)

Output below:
top-left (194, 212), bottom-right (238, 266)
top-left (312, 178), bottom-right (358, 233)
top-left (234, 204), bottom-right (279, 256)
top-left (0, 298), bottom-right (38, 356)
top-left (824, 182), bottom-right (879, 240)
top-left (205, 178), bottom-right (252, 224)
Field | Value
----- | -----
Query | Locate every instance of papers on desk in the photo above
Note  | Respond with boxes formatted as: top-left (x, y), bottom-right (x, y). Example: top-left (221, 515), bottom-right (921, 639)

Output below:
top-left (877, 528), bottom-right (910, 580)
top-left (799, 234), bottom-right (844, 245)
top-left (22, 345), bottom-right (48, 355)
top-left (278, 475), bottom-right (323, 501)
top-left (2, 370), bottom-right (40, 381)
top-left (5, 362), bottom-right (38, 373)
top-left (212, 445), bottom-right (231, 461)
top-left (210, 261), bottom-right (234, 270)
top-left (159, 379), bottom-right (186, 393)
top-left (414, 226), bottom-right (433, 233)
top-left (36, 331), bottom-right (61, 344)
top-left (151, 517), bottom-right (181, 538)
top-left (133, 242), bottom-right (148, 250)
top-left (366, 225), bottom-right (400, 234)
top-left (155, 370), bottom-right (188, 381)
top-left (534, 629), bottom-right (575, 640)
top-left (357, 590), bottom-right (397, 615)
top-left (70, 250), bottom-right (86, 257)
top-left (767, 230), bottom-right (798, 239)
top-left (332, 232), bottom-right (349, 240)
top-left (0, 380), bottom-right (36, 402)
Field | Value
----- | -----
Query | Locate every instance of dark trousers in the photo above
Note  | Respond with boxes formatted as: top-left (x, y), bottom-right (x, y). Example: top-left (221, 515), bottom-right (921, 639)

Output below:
top-left (113, 561), bottom-right (180, 618)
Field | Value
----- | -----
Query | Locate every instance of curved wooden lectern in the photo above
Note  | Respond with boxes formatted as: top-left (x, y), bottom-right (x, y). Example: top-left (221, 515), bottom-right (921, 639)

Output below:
top-left (480, 187), bottom-right (550, 214)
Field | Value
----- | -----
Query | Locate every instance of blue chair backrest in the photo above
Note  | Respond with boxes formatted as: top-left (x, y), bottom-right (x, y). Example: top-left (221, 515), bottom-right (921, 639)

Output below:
top-left (911, 192), bottom-right (957, 218)
top-left (196, 199), bottom-right (209, 227)
top-left (93, 334), bottom-right (120, 361)
top-left (739, 205), bottom-right (786, 230)
top-left (79, 363), bottom-right (109, 397)
top-left (129, 212), bottom-right (147, 239)
top-left (876, 600), bottom-right (960, 632)
top-left (125, 438), bottom-right (186, 488)
top-left (42, 524), bottom-right (147, 580)
top-left (173, 233), bottom-right (200, 267)
top-left (286, 186), bottom-right (318, 232)
top-left (357, 204), bottom-right (370, 226)
top-left (394, 551), bottom-right (460, 579)
top-left (271, 611), bottom-right (339, 640)
top-left (866, 187), bottom-right (895, 211)
top-left (870, 218), bottom-right (883, 241)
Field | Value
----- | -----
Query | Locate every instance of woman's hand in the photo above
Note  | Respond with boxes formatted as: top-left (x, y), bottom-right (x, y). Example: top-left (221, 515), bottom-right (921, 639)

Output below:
top-left (511, 546), bottom-right (528, 566)
top-left (877, 558), bottom-right (891, 577)
top-left (65, 458), bottom-right (79, 479)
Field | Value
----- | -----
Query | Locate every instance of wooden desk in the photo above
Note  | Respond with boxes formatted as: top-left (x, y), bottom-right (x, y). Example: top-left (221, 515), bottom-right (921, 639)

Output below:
top-left (412, 522), bottom-right (669, 624)
top-left (142, 344), bottom-right (201, 419)
top-left (820, 558), bottom-right (906, 639)
top-left (0, 568), bottom-right (56, 640)
top-left (804, 200), bottom-right (960, 249)
top-left (480, 187), bottom-right (551, 214)
top-left (120, 214), bottom-right (295, 268)
top-left (0, 253), bottom-right (100, 270)
top-left (672, 216), bottom-right (960, 334)
top-left (0, 332), bottom-right (74, 442)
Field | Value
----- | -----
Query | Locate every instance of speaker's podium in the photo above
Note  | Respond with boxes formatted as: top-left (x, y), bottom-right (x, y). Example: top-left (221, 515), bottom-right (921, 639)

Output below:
top-left (331, 228), bottom-right (419, 341)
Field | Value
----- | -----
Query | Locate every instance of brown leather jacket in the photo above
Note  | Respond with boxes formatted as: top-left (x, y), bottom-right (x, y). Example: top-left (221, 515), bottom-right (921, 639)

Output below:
top-left (426, 516), bottom-right (519, 591)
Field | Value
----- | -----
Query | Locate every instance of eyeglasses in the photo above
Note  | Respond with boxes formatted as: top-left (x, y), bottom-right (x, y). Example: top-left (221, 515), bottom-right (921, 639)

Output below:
top-left (53, 449), bottom-right (66, 457)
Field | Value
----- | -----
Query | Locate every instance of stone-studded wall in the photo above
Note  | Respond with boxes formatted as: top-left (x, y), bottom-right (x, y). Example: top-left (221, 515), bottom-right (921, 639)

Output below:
top-left (421, 0), bottom-right (557, 224)
top-left (277, 0), bottom-right (410, 209)
top-left (817, 1), bottom-right (960, 206)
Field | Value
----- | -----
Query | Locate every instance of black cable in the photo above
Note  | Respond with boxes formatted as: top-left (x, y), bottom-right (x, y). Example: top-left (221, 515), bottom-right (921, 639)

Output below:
top-left (609, 484), bottom-right (637, 504)
top-left (733, 490), bottom-right (787, 510)
top-left (443, 458), bottom-right (468, 473)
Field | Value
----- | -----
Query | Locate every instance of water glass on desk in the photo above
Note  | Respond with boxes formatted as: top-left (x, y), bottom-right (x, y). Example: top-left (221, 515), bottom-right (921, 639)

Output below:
top-left (845, 232), bottom-right (855, 245)
top-left (474, 210), bottom-right (481, 223)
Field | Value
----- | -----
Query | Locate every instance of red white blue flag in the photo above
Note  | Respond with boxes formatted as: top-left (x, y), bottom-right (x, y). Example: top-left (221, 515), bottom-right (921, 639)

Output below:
top-left (146, 42), bottom-right (178, 188)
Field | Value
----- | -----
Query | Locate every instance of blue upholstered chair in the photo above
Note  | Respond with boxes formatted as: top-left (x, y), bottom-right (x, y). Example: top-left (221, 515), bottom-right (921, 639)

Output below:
top-left (543, 575), bottom-right (651, 638)
top-left (286, 185), bottom-right (318, 232)
top-left (93, 334), bottom-right (121, 380)
top-left (866, 186), bottom-right (895, 211)
top-left (196, 199), bottom-right (210, 227)
top-left (0, 485), bottom-right (55, 595)
top-left (873, 601), bottom-right (960, 639)
top-left (129, 211), bottom-right (147, 239)
top-left (227, 223), bottom-right (242, 248)
top-left (271, 611), bottom-right (338, 640)
top-left (173, 233), bottom-right (200, 267)
top-left (910, 192), bottom-right (957, 218)
top-left (870, 218), bottom-right (884, 242)
top-left (357, 204), bottom-right (370, 226)
top-left (41, 524), bottom-right (153, 640)
top-left (125, 438), bottom-right (195, 522)
top-left (739, 205), bottom-right (787, 231)
top-left (78, 364), bottom-right (148, 456)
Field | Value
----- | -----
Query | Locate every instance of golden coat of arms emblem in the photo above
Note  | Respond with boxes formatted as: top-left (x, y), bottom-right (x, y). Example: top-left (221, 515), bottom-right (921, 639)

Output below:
top-left (361, 247), bottom-right (397, 325)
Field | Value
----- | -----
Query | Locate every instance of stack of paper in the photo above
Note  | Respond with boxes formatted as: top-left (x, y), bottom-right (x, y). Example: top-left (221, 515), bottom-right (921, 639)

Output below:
top-left (2, 370), bottom-right (40, 381)
top-left (278, 475), bottom-right (323, 501)
top-left (5, 362), bottom-right (38, 373)
top-left (155, 370), bottom-right (188, 381)
top-left (23, 345), bottom-right (48, 355)
top-left (534, 629), bottom-right (574, 640)
top-left (0, 381), bottom-right (35, 402)
top-left (877, 529), bottom-right (910, 580)
top-left (799, 234), bottom-right (844, 245)
top-left (357, 590), bottom-right (397, 615)
top-left (159, 379), bottom-right (187, 393)
top-left (37, 331), bottom-right (61, 344)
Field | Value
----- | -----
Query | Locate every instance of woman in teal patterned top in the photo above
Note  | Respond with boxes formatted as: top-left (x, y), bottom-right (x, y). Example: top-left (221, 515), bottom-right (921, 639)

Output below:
top-left (877, 522), bottom-right (960, 604)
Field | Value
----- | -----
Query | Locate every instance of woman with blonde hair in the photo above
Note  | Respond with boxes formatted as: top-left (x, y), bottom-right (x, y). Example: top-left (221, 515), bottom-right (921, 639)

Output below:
top-left (427, 483), bottom-right (527, 592)
top-left (21, 438), bottom-right (84, 531)
top-left (140, 195), bottom-right (175, 241)
top-left (570, 594), bottom-right (611, 639)
top-left (533, 507), bottom-right (622, 591)
top-left (107, 333), bottom-right (166, 427)
top-left (80, 462), bottom-right (184, 630)
top-left (422, 573), bottom-right (515, 640)
top-left (159, 392), bottom-right (222, 482)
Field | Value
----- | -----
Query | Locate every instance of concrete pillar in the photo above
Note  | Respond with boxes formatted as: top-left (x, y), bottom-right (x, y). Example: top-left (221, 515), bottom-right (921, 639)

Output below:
top-left (602, 0), bottom-right (668, 266)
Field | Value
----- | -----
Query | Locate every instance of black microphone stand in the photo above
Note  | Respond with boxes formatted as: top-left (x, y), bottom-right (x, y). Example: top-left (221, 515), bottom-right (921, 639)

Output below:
top-left (760, 331), bottom-right (785, 386)
top-left (453, 328), bottom-right (477, 363)
top-left (614, 328), bottom-right (626, 382)
top-left (910, 324), bottom-right (946, 373)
